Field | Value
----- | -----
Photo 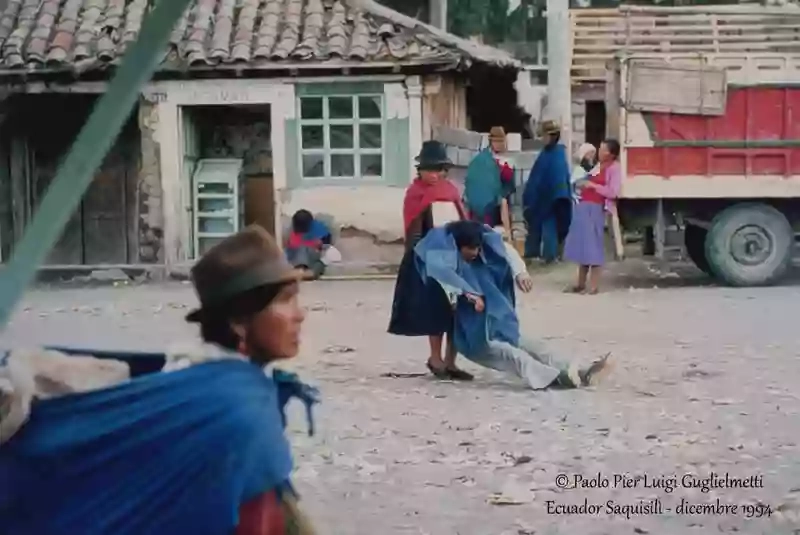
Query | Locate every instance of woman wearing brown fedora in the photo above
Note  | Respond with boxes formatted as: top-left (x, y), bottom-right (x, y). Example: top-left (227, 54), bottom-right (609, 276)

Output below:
top-left (0, 225), bottom-right (319, 535)
top-left (185, 225), bottom-right (318, 534)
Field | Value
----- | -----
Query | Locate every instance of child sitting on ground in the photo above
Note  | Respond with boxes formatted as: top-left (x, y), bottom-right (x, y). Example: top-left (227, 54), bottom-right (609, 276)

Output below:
top-left (285, 209), bottom-right (335, 280)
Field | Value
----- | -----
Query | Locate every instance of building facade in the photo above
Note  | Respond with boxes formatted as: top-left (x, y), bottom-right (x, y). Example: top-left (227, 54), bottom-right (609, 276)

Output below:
top-left (0, 0), bottom-right (519, 273)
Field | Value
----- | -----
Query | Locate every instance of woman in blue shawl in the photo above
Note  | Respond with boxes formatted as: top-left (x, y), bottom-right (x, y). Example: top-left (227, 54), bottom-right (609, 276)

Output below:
top-left (0, 226), bottom-right (319, 535)
top-left (463, 126), bottom-right (516, 235)
top-left (522, 120), bottom-right (573, 263)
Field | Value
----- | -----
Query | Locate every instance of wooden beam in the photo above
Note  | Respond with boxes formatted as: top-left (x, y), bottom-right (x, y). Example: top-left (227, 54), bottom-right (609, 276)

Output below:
top-left (6, 81), bottom-right (109, 93)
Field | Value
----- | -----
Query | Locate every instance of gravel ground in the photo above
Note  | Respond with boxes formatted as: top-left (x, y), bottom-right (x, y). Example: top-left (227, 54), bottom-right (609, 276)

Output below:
top-left (2, 260), bottom-right (800, 535)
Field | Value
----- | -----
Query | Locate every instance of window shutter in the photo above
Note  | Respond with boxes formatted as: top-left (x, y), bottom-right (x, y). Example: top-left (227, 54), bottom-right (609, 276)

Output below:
top-left (284, 117), bottom-right (301, 188)
top-left (382, 83), bottom-right (411, 187)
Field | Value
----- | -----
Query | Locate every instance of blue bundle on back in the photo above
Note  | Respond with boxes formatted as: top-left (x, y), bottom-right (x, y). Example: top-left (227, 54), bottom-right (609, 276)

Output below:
top-left (0, 357), bottom-right (316, 535)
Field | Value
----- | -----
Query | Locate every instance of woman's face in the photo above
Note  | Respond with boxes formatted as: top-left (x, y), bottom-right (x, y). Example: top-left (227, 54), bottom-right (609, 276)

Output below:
top-left (419, 167), bottom-right (446, 184)
top-left (598, 142), bottom-right (613, 163)
top-left (490, 138), bottom-right (506, 153)
top-left (247, 282), bottom-right (305, 361)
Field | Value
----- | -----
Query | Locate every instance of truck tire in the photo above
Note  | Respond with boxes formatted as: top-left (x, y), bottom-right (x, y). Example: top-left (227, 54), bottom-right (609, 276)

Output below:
top-left (684, 224), bottom-right (712, 275)
top-left (704, 203), bottom-right (792, 287)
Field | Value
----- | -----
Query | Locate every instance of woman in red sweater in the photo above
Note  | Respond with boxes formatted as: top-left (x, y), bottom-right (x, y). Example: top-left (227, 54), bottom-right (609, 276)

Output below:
top-left (563, 139), bottom-right (623, 294)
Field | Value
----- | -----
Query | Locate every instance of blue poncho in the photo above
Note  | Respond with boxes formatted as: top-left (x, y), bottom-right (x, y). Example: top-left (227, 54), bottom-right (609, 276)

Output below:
top-left (0, 355), bottom-right (318, 535)
top-left (414, 225), bottom-right (519, 358)
top-left (522, 144), bottom-right (572, 236)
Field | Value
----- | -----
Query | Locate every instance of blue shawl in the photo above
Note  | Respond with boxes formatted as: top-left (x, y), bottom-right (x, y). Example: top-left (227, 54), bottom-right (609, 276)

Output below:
top-left (0, 355), bottom-right (319, 535)
top-left (464, 149), bottom-right (514, 221)
top-left (304, 219), bottom-right (331, 242)
top-left (414, 225), bottom-right (519, 358)
top-left (522, 144), bottom-right (572, 225)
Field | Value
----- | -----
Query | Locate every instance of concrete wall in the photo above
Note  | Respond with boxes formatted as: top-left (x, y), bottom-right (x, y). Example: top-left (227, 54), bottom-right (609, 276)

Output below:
top-left (137, 97), bottom-right (164, 263)
top-left (276, 77), bottom-right (425, 270)
top-left (281, 185), bottom-right (406, 268)
top-left (150, 76), bottom-right (425, 271)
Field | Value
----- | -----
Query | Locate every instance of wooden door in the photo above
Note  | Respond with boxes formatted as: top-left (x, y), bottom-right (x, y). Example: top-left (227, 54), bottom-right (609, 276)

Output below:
top-left (180, 107), bottom-right (201, 259)
top-left (32, 125), bottom-right (136, 265)
top-left (244, 176), bottom-right (275, 235)
top-left (81, 139), bottom-right (133, 264)
top-left (33, 147), bottom-right (84, 265)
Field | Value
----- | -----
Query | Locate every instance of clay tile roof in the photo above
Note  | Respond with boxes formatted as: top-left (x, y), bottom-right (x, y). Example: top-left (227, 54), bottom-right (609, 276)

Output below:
top-left (0, 0), bottom-right (519, 75)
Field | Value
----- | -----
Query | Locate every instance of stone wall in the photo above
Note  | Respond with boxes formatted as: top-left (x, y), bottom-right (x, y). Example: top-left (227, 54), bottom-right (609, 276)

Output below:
top-left (137, 98), bottom-right (164, 263)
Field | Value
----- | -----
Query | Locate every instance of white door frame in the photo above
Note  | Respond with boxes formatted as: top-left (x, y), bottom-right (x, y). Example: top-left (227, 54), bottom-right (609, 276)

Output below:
top-left (146, 79), bottom-right (296, 266)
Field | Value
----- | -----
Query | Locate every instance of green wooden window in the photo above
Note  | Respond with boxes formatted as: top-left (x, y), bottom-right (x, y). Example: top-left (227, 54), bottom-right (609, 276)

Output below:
top-left (297, 94), bottom-right (385, 181)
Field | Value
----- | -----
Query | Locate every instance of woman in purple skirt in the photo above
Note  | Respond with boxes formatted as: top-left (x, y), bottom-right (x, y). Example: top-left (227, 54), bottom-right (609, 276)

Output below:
top-left (563, 139), bottom-right (623, 294)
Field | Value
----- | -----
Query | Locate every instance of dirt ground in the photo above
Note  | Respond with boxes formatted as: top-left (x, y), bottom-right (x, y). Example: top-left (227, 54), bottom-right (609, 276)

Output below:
top-left (3, 259), bottom-right (800, 535)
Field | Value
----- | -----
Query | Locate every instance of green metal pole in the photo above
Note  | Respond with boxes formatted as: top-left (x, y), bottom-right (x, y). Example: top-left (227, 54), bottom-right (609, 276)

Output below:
top-left (0, 0), bottom-right (192, 329)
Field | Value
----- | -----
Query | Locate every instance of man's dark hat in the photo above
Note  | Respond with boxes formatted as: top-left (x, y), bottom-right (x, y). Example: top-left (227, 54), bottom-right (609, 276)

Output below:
top-left (185, 225), bottom-right (302, 323)
top-left (415, 140), bottom-right (452, 169)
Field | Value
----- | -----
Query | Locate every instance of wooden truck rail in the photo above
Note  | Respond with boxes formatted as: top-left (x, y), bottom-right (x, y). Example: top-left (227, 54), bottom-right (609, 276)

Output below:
top-left (572, 5), bottom-right (800, 83)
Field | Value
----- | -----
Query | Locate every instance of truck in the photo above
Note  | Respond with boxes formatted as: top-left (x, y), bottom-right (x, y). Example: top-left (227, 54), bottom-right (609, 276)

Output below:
top-left (605, 53), bottom-right (800, 287)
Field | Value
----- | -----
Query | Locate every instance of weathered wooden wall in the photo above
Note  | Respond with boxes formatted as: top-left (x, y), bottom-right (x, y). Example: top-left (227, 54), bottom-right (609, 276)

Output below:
top-left (422, 75), bottom-right (468, 139)
top-left (1, 94), bottom-right (140, 265)
top-left (571, 6), bottom-right (800, 82)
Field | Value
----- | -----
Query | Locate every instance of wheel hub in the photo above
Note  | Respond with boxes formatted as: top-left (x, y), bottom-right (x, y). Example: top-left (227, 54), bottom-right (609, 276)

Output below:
top-left (729, 225), bottom-right (773, 266)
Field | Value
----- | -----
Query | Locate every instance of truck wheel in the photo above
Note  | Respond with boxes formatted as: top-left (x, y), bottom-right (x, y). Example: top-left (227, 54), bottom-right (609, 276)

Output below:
top-left (684, 224), bottom-right (712, 275)
top-left (705, 203), bottom-right (792, 287)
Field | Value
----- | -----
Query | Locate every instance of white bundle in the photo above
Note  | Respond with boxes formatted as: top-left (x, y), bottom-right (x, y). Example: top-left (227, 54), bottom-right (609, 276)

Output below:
top-left (0, 349), bottom-right (130, 444)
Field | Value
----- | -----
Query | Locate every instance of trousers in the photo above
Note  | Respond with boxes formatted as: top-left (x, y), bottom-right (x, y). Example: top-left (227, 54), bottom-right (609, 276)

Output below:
top-left (524, 214), bottom-right (559, 261)
top-left (467, 335), bottom-right (580, 390)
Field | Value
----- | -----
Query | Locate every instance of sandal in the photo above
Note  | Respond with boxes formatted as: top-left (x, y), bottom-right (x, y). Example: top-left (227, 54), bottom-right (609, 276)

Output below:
top-left (445, 367), bottom-right (474, 381)
top-left (426, 359), bottom-right (449, 379)
top-left (580, 353), bottom-right (613, 386)
top-left (586, 288), bottom-right (599, 295)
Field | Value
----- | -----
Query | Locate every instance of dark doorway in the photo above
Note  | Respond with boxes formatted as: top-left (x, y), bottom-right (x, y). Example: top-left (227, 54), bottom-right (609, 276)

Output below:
top-left (466, 65), bottom-right (531, 139)
top-left (585, 100), bottom-right (607, 149)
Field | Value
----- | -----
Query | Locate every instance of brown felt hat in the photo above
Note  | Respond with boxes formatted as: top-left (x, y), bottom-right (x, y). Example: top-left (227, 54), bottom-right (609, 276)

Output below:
top-left (488, 126), bottom-right (506, 141)
top-left (185, 225), bottom-right (303, 322)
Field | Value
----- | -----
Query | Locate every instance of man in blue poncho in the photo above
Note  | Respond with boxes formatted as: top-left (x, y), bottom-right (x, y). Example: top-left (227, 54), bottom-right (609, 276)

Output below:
top-left (522, 120), bottom-right (573, 263)
top-left (0, 225), bottom-right (319, 534)
top-left (414, 220), bottom-right (611, 390)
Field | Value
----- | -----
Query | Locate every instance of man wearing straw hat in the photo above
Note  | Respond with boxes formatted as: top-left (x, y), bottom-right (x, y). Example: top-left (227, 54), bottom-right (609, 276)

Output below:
top-left (522, 120), bottom-right (573, 263)
top-left (463, 126), bottom-right (516, 238)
